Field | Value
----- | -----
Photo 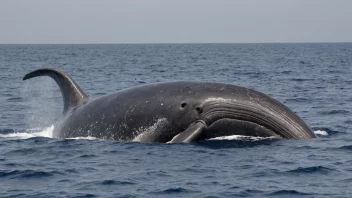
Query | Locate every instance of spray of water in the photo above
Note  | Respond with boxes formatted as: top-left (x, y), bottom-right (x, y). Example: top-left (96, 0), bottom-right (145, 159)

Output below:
top-left (0, 125), bottom-right (54, 139)
top-left (0, 126), bottom-right (328, 141)
top-left (22, 77), bottom-right (62, 129)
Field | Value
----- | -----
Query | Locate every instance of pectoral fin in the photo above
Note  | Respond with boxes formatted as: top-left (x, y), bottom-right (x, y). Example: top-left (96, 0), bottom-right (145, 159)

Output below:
top-left (169, 121), bottom-right (206, 143)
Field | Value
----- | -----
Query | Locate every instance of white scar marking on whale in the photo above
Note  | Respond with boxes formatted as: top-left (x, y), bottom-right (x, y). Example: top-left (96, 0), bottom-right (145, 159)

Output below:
top-left (204, 97), bottom-right (236, 103)
top-left (132, 118), bottom-right (168, 141)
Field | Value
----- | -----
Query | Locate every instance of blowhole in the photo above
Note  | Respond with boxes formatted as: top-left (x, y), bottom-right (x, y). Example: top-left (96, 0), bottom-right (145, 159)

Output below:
top-left (181, 102), bottom-right (187, 108)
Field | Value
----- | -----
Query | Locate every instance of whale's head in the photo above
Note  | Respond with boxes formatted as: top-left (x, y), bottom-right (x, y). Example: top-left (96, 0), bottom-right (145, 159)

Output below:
top-left (168, 84), bottom-right (315, 143)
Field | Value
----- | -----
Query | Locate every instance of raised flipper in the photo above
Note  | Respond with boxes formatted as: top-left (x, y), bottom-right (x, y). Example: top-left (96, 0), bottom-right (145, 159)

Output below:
top-left (169, 121), bottom-right (207, 143)
top-left (23, 68), bottom-right (88, 113)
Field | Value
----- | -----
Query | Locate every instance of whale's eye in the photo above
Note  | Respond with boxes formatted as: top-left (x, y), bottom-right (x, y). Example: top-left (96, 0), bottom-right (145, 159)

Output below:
top-left (195, 106), bottom-right (202, 113)
top-left (181, 102), bottom-right (187, 108)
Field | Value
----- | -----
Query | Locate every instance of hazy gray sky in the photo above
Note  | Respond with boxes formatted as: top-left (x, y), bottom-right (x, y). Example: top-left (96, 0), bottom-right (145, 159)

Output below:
top-left (1, 0), bottom-right (351, 44)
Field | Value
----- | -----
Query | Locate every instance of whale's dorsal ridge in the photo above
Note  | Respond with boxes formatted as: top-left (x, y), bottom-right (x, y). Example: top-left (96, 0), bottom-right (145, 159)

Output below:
top-left (23, 68), bottom-right (88, 113)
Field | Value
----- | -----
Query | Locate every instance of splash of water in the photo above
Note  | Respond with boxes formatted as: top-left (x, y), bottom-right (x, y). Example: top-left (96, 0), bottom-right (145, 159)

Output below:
top-left (21, 77), bottom-right (62, 130)
top-left (66, 136), bottom-right (98, 140)
top-left (0, 127), bottom-right (329, 141)
top-left (0, 125), bottom-right (54, 139)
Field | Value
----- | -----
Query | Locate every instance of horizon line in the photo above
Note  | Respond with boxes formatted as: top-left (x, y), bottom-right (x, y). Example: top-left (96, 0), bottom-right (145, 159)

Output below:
top-left (0, 41), bottom-right (351, 45)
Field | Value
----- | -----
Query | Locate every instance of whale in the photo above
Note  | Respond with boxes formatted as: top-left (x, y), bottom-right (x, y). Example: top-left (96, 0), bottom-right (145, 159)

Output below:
top-left (23, 68), bottom-right (316, 143)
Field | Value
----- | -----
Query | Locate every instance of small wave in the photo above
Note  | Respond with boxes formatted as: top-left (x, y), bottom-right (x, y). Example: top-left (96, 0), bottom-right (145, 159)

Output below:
top-left (6, 96), bottom-right (24, 101)
top-left (344, 120), bottom-right (352, 125)
top-left (0, 128), bottom-right (15, 134)
top-left (281, 70), bottom-right (291, 74)
top-left (71, 194), bottom-right (96, 198)
top-left (208, 135), bottom-right (277, 141)
top-left (79, 154), bottom-right (97, 158)
top-left (268, 190), bottom-right (311, 196)
top-left (199, 137), bottom-right (277, 149)
top-left (100, 180), bottom-right (135, 185)
top-left (338, 145), bottom-right (352, 150)
top-left (320, 110), bottom-right (350, 115)
top-left (0, 170), bottom-right (60, 179)
top-left (150, 187), bottom-right (197, 195)
top-left (285, 97), bottom-right (309, 103)
top-left (162, 188), bottom-right (188, 193)
top-left (286, 166), bottom-right (333, 174)
top-left (0, 125), bottom-right (54, 139)
top-left (238, 189), bottom-right (265, 196)
top-left (290, 78), bottom-right (312, 82)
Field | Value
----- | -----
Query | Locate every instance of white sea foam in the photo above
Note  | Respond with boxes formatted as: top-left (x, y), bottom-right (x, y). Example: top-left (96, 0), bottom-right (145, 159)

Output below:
top-left (1, 126), bottom-right (327, 141)
top-left (314, 130), bottom-right (329, 136)
top-left (66, 136), bottom-right (98, 140)
top-left (0, 125), bottom-right (99, 140)
top-left (0, 125), bottom-right (54, 139)
top-left (208, 135), bottom-right (277, 141)
top-left (209, 130), bottom-right (329, 140)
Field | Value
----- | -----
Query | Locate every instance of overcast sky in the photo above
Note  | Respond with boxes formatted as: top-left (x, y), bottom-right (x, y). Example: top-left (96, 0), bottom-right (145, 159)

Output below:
top-left (0, 0), bottom-right (351, 44)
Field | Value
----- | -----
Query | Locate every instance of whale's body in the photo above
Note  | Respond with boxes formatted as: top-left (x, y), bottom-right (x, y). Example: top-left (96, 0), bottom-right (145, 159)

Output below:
top-left (24, 68), bottom-right (315, 143)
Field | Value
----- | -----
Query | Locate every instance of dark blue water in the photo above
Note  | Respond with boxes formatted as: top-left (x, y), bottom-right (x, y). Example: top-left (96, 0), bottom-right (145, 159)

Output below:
top-left (1, 43), bottom-right (352, 197)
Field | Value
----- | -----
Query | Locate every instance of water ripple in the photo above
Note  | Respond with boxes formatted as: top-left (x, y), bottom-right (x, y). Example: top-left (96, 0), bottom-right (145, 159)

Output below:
top-left (150, 187), bottom-right (198, 195)
top-left (0, 128), bottom-right (15, 134)
top-left (338, 145), bottom-right (352, 150)
top-left (286, 166), bottom-right (333, 174)
top-left (100, 180), bottom-right (135, 185)
top-left (320, 110), bottom-right (350, 115)
top-left (267, 190), bottom-right (312, 196)
top-left (0, 170), bottom-right (62, 179)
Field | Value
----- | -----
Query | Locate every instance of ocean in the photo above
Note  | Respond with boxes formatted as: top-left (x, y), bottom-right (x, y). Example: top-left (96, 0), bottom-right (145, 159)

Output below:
top-left (0, 43), bottom-right (351, 197)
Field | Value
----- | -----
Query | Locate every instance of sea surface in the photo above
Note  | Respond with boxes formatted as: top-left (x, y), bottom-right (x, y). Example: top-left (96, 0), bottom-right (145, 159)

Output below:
top-left (0, 43), bottom-right (352, 197)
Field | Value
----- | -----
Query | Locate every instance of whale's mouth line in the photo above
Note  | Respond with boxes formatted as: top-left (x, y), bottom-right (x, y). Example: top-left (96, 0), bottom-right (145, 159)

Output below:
top-left (199, 106), bottom-right (281, 138)
top-left (169, 117), bottom-right (281, 143)
top-left (199, 117), bottom-right (282, 140)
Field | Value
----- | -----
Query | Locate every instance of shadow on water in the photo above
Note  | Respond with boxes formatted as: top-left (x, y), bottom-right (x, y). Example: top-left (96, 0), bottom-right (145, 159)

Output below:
top-left (196, 139), bottom-right (280, 149)
top-left (0, 129), bottom-right (15, 134)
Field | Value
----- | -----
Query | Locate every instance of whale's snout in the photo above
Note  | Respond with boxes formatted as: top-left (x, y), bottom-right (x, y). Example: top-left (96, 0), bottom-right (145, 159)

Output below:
top-left (197, 97), bottom-right (315, 140)
top-left (170, 96), bottom-right (315, 143)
